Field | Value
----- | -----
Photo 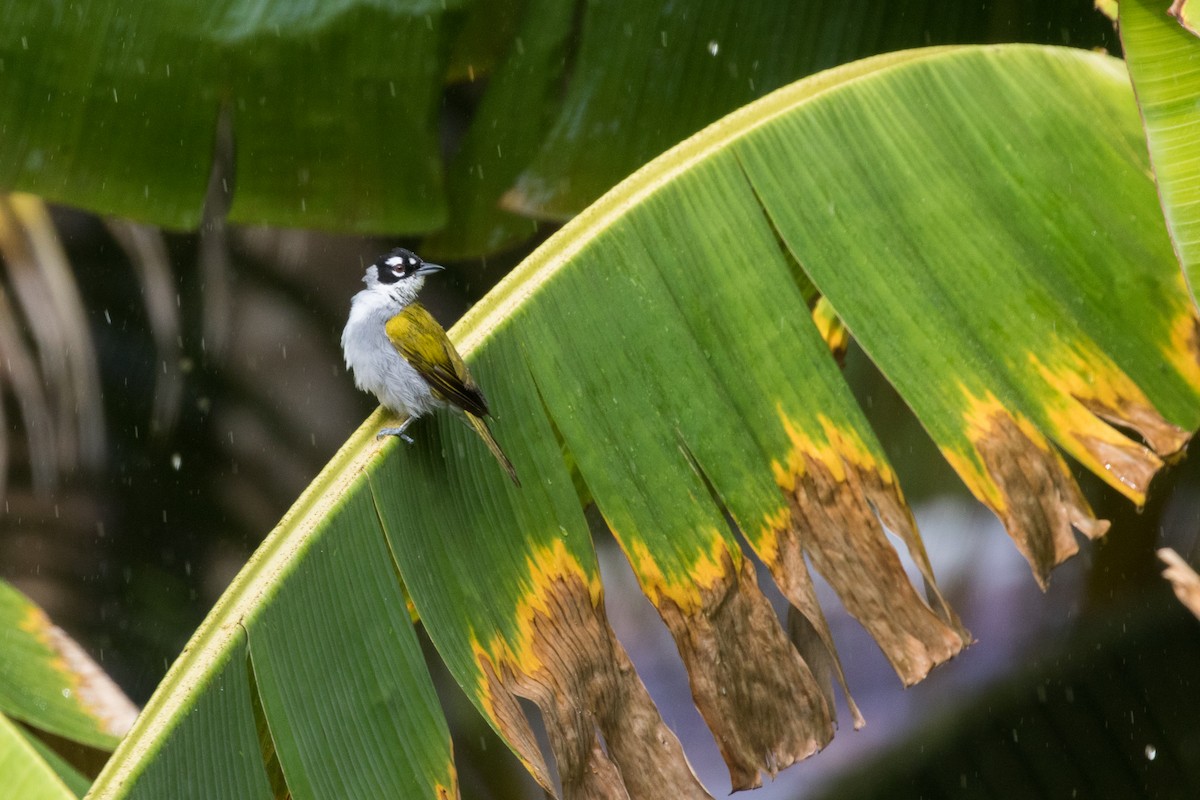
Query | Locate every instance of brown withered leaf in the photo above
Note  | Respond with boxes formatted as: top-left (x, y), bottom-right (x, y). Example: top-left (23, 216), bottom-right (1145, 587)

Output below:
top-left (771, 455), bottom-right (969, 689)
top-left (655, 548), bottom-right (834, 791)
top-left (971, 412), bottom-right (1109, 588)
top-left (479, 572), bottom-right (711, 800)
top-left (1159, 548), bottom-right (1200, 620)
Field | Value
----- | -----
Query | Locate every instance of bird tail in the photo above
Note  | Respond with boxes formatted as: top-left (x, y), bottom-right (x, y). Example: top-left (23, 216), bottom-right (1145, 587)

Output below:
top-left (466, 413), bottom-right (520, 487)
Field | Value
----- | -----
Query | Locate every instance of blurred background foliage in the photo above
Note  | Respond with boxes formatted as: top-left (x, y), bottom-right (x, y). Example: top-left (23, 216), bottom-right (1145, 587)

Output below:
top-left (4, 1), bottom-right (1199, 797)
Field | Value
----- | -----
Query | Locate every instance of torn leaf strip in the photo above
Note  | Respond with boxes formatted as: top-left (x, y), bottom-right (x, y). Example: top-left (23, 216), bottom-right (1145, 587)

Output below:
top-left (620, 532), bottom-right (833, 792)
top-left (945, 388), bottom-right (1109, 588)
top-left (470, 539), bottom-right (709, 800)
top-left (1028, 343), bottom-right (1187, 502)
top-left (762, 412), bottom-right (968, 691)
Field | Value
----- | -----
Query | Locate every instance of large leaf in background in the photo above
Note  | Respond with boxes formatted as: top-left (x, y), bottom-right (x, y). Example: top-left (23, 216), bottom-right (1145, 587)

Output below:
top-left (1118, 0), bottom-right (1200, 300)
top-left (0, 0), bottom-right (1115, 250)
top-left (0, 0), bottom-right (460, 232)
top-left (503, 0), bottom-right (1117, 220)
top-left (422, 0), bottom-right (572, 260)
top-left (86, 44), bottom-right (1199, 798)
top-left (0, 580), bottom-right (134, 797)
top-left (0, 580), bottom-right (135, 751)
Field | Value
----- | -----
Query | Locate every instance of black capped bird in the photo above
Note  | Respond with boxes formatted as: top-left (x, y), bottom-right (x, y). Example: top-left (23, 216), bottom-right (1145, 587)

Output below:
top-left (341, 248), bottom-right (519, 486)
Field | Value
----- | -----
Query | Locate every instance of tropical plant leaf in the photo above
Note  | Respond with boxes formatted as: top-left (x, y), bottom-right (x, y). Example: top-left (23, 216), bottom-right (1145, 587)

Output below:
top-left (86, 43), bottom-right (1198, 799)
top-left (502, 0), bottom-right (1117, 221)
top-left (0, 580), bottom-right (131, 796)
top-left (2, 0), bottom-right (1117, 254)
top-left (85, 470), bottom-right (457, 799)
top-left (445, 0), bottom-right (524, 84)
top-left (737, 44), bottom-right (1200, 586)
top-left (0, 580), bottom-right (135, 751)
top-left (0, 0), bottom-right (461, 232)
top-left (0, 714), bottom-right (79, 800)
top-left (422, 0), bottom-right (572, 259)
top-left (1119, 0), bottom-right (1200, 300)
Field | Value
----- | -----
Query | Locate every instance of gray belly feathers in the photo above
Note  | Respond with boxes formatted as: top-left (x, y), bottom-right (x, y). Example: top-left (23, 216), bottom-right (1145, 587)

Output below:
top-left (342, 291), bottom-right (441, 419)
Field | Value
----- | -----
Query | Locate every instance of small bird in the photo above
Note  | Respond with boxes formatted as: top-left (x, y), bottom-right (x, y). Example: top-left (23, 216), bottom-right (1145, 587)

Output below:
top-left (341, 247), bottom-right (519, 486)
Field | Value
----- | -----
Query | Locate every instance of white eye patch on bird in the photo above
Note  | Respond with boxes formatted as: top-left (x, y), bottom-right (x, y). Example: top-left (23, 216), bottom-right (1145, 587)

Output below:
top-left (341, 248), bottom-right (519, 486)
top-left (375, 247), bottom-right (444, 284)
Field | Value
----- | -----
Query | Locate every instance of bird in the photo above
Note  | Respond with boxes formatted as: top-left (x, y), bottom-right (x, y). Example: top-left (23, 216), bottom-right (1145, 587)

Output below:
top-left (341, 247), bottom-right (519, 486)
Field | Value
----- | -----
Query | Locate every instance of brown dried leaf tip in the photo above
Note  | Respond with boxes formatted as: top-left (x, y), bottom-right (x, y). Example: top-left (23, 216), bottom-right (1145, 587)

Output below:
top-left (946, 390), bottom-right (1109, 589)
top-left (766, 413), bottom-right (968, 695)
top-left (633, 536), bottom-right (835, 790)
top-left (472, 540), bottom-right (710, 800)
top-left (1030, 343), bottom-right (1189, 502)
top-left (1159, 548), bottom-right (1200, 619)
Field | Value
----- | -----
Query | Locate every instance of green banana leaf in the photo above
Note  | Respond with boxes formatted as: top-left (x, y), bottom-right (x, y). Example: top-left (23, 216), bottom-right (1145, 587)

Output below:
top-left (1, 0), bottom-right (1113, 251)
top-left (0, 715), bottom-right (80, 800)
top-left (0, 580), bottom-right (133, 751)
top-left (0, 0), bottom-right (462, 232)
top-left (0, 580), bottom-right (131, 797)
top-left (1119, 0), bottom-right (1200, 300)
top-left (83, 43), bottom-right (1199, 799)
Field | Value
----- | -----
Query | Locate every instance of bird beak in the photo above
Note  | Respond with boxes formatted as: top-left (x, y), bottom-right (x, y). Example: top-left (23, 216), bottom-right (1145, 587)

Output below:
top-left (415, 263), bottom-right (445, 277)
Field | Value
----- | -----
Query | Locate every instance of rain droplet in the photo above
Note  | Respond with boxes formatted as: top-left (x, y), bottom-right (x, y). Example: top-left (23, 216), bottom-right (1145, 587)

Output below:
top-left (707, 41), bottom-right (719, 56)
top-left (171, 453), bottom-right (182, 471)
top-left (1145, 745), bottom-right (1157, 761)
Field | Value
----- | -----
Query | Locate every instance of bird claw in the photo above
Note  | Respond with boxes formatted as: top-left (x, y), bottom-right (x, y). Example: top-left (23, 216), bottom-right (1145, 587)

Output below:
top-left (377, 427), bottom-right (415, 444)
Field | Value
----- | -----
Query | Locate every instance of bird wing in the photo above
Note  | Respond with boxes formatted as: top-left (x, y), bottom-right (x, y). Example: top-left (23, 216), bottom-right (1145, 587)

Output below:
top-left (385, 304), bottom-right (491, 418)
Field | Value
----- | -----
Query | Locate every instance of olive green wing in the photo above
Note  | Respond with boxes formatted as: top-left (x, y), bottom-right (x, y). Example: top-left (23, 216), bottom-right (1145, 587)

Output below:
top-left (385, 304), bottom-right (491, 418)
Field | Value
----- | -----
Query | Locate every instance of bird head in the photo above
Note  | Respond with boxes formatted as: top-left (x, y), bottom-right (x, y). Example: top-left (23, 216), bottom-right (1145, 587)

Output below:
top-left (363, 248), bottom-right (444, 304)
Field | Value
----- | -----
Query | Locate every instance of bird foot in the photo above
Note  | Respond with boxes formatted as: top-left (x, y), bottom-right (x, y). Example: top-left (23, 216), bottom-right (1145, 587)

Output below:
top-left (377, 427), bottom-right (415, 444)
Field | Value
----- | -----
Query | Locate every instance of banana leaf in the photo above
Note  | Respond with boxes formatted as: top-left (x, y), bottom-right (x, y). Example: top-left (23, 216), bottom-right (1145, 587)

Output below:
top-left (0, 580), bottom-right (133, 797)
top-left (85, 44), bottom-right (1199, 799)
top-left (1, 0), bottom-right (1114, 251)
top-left (1118, 0), bottom-right (1200, 300)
